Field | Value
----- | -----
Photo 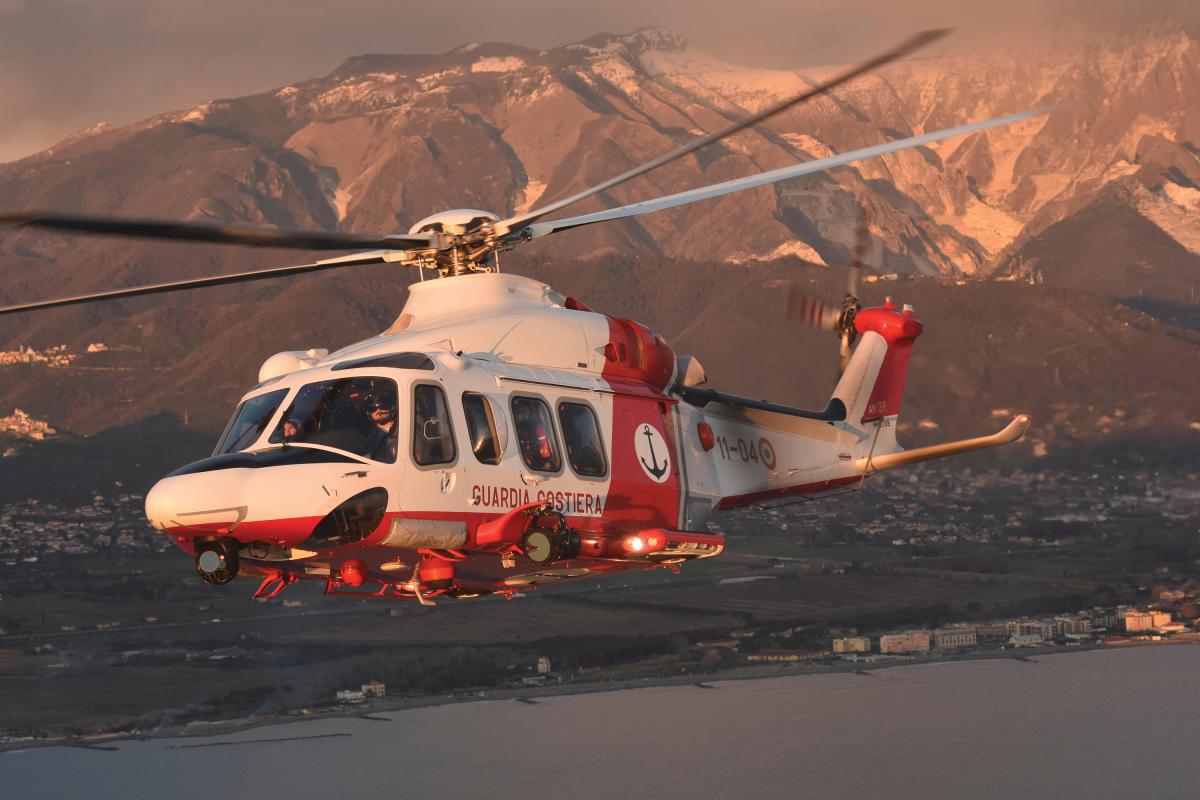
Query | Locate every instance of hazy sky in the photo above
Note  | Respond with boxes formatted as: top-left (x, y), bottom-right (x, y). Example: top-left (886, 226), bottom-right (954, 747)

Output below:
top-left (0, 0), bottom-right (1196, 164)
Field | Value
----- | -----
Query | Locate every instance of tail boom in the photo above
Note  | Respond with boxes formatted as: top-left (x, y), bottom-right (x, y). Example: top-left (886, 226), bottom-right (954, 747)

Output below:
top-left (684, 298), bottom-right (1029, 516)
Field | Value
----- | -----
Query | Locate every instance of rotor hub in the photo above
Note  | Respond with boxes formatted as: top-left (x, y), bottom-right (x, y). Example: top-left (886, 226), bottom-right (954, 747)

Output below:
top-left (404, 209), bottom-right (505, 276)
top-left (407, 209), bottom-right (499, 236)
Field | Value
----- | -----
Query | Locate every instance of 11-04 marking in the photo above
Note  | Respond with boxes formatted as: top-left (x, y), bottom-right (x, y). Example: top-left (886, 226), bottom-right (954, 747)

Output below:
top-left (715, 434), bottom-right (774, 469)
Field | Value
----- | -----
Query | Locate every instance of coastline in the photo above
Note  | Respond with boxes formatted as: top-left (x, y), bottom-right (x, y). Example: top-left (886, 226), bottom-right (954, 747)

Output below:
top-left (5, 637), bottom-right (1193, 754)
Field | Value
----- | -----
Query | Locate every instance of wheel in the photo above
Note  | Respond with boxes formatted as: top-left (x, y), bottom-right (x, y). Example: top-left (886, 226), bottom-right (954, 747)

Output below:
top-left (195, 539), bottom-right (239, 585)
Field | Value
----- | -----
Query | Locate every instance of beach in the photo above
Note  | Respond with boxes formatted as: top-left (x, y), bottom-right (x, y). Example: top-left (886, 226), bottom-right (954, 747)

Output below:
top-left (4, 644), bottom-right (1198, 799)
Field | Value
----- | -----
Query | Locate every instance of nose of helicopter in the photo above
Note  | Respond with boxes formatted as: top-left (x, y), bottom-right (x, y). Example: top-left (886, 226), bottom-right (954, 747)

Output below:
top-left (145, 468), bottom-right (248, 538)
top-left (143, 477), bottom-right (173, 530)
top-left (145, 454), bottom-right (389, 549)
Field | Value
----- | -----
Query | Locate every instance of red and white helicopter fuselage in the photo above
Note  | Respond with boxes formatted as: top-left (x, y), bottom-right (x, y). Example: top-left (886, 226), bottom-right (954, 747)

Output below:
top-left (0, 32), bottom-right (1039, 601)
top-left (144, 272), bottom-right (1028, 602)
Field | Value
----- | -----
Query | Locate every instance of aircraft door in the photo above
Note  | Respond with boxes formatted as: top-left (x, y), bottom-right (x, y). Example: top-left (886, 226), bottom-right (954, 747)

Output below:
top-left (406, 382), bottom-right (463, 514)
top-left (607, 395), bottom-right (682, 530)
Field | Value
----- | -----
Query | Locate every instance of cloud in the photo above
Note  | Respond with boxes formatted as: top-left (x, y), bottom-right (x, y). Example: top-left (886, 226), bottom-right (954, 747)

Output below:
top-left (0, 0), bottom-right (1196, 164)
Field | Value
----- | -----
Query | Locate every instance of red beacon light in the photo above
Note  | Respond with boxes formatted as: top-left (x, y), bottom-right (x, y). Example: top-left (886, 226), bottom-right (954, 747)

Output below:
top-left (339, 559), bottom-right (368, 587)
top-left (697, 422), bottom-right (715, 451)
top-left (622, 531), bottom-right (665, 555)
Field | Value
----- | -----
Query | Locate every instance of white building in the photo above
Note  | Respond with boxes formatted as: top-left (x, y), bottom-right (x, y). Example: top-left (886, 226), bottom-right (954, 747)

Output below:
top-left (1125, 610), bottom-right (1172, 632)
top-left (1055, 616), bottom-right (1093, 637)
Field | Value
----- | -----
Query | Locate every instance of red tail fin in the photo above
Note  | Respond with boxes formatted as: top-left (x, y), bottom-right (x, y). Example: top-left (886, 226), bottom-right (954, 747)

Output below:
top-left (854, 300), bottom-right (923, 423)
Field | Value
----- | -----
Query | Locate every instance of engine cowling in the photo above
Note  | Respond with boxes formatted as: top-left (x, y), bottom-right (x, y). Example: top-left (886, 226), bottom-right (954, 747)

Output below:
top-left (258, 348), bottom-right (328, 382)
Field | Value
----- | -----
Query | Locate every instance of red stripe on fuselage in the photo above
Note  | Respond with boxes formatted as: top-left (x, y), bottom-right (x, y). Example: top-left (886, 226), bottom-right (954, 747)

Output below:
top-left (600, 315), bottom-right (682, 531)
top-left (714, 475), bottom-right (861, 510)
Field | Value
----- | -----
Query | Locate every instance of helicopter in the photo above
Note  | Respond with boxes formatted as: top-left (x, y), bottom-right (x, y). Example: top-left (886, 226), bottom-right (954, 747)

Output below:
top-left (0, 30), bottom-right (1034, 604)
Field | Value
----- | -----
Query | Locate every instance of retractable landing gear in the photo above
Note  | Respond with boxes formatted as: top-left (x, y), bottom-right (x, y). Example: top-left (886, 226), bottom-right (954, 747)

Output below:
top-left (253, 572), bottom-right (297, 599)
top-left (195, 538), bottom-right (239, 585)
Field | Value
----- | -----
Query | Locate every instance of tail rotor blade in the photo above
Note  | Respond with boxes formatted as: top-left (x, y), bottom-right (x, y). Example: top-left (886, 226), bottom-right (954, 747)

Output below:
top-left (848, 203), bottom-right (872, 299)
top-left (785, 285), bottom-right (838, 331)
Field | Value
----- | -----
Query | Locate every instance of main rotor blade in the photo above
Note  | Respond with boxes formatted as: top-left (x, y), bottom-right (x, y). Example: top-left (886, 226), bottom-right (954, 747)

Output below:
top-left (494, 28), bottom-right (950, 236)
top-left (0, 251), bottom-right (394, 316)
top-left (0, 212), bottom-right (435, 251)
top-left (524, 109), bottom-right (1047, 239)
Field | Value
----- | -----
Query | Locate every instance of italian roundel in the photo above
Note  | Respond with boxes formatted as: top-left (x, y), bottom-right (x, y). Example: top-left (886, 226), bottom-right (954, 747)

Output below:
top-left (634, 423), bottom-right (671, 483)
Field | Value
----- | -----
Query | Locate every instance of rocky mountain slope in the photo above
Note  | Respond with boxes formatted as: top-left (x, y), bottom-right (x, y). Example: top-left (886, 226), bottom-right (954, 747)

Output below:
top-left (4, 27), bottom-right (1200, 285)
top-left (0, 254), bottom-right (1196, 455)
top-left (0, 25), bottom-right (1197, 450)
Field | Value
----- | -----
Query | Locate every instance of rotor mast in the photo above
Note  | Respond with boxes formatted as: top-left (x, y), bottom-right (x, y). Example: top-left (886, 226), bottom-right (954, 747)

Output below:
top-left (400, 208), bottom-right (510, 277)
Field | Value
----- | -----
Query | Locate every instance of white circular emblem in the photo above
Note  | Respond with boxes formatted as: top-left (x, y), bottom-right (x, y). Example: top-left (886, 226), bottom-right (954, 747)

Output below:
top-left (634, 423), bottom-right (671, 483)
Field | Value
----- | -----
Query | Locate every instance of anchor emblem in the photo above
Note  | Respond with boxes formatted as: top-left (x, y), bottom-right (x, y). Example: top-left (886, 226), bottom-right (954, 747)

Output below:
top-left (637, 424), bottom-right (670, 481)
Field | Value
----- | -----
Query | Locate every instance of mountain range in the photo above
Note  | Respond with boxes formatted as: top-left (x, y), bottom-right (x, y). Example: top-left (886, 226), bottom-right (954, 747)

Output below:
top-left (0, 24), bottom-right (1197, 465)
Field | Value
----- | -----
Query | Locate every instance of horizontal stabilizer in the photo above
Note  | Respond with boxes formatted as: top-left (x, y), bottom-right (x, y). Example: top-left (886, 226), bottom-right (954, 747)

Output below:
top-left (856, 415), bottom-right (1030, 475)
top-left (680, 386), bottom-right (846, 422)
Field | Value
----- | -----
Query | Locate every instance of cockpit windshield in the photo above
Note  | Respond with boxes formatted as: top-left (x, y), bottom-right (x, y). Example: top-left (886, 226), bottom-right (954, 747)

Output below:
top-left (268, 376), bottom-right (399, 463)
top-left (214, 389), bottom-right (289, 455)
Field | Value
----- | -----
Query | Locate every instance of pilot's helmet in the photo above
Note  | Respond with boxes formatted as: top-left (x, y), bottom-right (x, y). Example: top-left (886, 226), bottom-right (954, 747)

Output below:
top-left (367, 392), bottom-right (396, 414)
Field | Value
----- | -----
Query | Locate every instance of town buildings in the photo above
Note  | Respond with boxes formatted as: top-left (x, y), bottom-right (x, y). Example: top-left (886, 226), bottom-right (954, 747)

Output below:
top-left (1007, 619), bottom-right (1057, 641)
top-left (879, 631), bottom-right (930, 655)
top-left (1124, 610), bottom-right (1172, 632)
top-left (933, 626), bottom-right (977, 650)
top-left (1055, 616), bottom-right (1093, 637)
top-left (833, 637), bottom-right (871, 654)
top-left (0, 409), bottom-right (56, 441)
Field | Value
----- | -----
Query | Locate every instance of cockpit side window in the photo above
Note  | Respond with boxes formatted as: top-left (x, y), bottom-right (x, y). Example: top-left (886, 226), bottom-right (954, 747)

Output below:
top-left (267, 377), bottom-right (398, 463)
top-left (462, 393), bottom-right (502, 465)
top-left (511, 396), bottom-right (562, 473)
top-left (214, 389), bottom-right (289, 455)
top-left (412, 384), bottom-right (456, 466)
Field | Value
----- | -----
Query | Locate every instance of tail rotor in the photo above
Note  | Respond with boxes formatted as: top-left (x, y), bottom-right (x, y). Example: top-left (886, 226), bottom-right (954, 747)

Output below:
top-left (784, 203), bottom-right (873, 376)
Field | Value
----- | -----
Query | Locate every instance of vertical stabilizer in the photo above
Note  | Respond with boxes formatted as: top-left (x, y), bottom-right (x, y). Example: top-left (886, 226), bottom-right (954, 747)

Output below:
top-left (832, 332), bottom-right (887, 425)
top-left (830, 299), bottom-right (923, 426)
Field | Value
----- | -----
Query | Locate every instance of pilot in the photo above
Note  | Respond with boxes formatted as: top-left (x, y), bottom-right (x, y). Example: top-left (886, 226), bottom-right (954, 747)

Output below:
top-left (365, 394), bottom-right (398, 462)
top-left (281, 418), bottom-right (302, 440)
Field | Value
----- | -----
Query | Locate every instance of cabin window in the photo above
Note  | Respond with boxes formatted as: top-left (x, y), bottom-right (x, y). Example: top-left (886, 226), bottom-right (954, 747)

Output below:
top-left (462, 393), bottom-right (502, 465)
top-left (511, 396), bottom-right (561, 473)
top-left (413, 384), bottom-right (456, 466)
top-left (214, 388), bottom-right (289, 455)
top-left (267, 377), bottom-right (398, 463)
top-left (558, 401), bottom-right (607, 478)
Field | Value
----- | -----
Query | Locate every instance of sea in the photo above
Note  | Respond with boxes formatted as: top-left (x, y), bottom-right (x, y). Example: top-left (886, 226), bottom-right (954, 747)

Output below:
top-left (3, 645), bottom-right (1198, 799)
